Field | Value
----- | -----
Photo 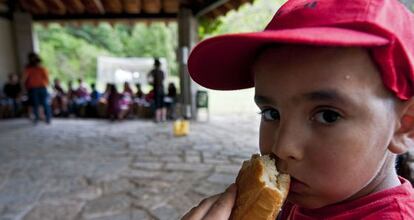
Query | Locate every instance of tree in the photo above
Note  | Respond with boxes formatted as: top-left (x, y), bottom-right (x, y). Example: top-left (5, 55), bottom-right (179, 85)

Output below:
top-left (199, 0), bottom-right (287, 39)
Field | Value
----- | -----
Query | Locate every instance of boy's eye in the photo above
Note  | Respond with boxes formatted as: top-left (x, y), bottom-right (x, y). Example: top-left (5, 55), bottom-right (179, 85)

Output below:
top-left (313, 110), bottom-right (341, 124)
top-left (260, 108), bottom-right (280, 121)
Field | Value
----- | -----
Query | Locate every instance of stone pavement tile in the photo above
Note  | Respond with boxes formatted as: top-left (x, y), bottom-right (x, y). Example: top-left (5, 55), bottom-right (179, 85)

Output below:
top-left (130, 192), bottom-right (166, 210)
top-left (129, 180), bottom-right (172, 194)
top-left (41, 176), bottom-right (92, 193)
top-left (167, 191), bottom-right (205, 218)
top-left (164, 163), bottom-right (213, 172)
top-left (131, 162), bottom-right (164, 170)
top-left (206, 173), bottom-right (236, 185)
top-left (149, 148), bottom-right (183, 156)
top-left (0, 178), bottom-right (43, 207)
top-left (1, 204), bottom-right (30, 220)
top-left (86, 210), bottom-right (152, 220)
top-left (22, 201), bottom-right (83, 220)
top-left (85, 212), bottom-right (129, 220)
top-left (203, 157), bottom-right (230, 165)
top-left (156, 171), bottom-right (186, 182)
top-left (192, 181), bottom-right (227, 197)
top-left (185, 155), bottom-right (201, 163)
top-left (81, 194), bottom-right (130, 219)
top-left (40, 185), bottom-right (101, 202)
top-left (100, 179), bottom-right (133, 195)
top-left (134, 155), bottom-right (161, 162)
top-left (229, 155), bottom-right (251, 164)
top-left (131, 209), bottom-right (153, 220)
top-left (193, 144), bottom-right (222, 151)
top-left (159, 155), bottom-right (183, 163)
top-left (218, 148), bottom-right (256, 156)
top-left (214, 164), bottom-right (242, 174)
top-left (151, 204), bottom-right (179, 220)
top-left (184, 150), bottom-right (200, 156)
top-left (121, 170), bottom-right (164, 179)
top-left (201, 151), bottom-right (216, 159)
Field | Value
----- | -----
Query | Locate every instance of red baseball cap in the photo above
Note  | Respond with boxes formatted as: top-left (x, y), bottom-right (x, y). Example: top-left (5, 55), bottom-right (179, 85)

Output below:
top-left (188, 0), bottom-right (414, 100)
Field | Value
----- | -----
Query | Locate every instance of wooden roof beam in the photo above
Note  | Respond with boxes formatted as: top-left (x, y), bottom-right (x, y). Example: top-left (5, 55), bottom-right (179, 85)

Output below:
top-left (223, 1), bottom-right (237, 11)
top-left (61, 0), bottom-right (85, 14)
top-left (43, 0), bottom-right (66, 15)
top-left (194, 0), bottom-right (229, 17)
top-left (32, 11), bottom-right (177, 21)
top-left (143, 0), bottom-right (161, 14)
top-left (21, 0), bottom-right (48, 14)
top-left (81, 0), bottom-right (105, 14)
top-left (122, 0), bottom-right (141, 14)
top-left (34, 0), bottom-right (48, 14)
top-left (101, 0), bottom-right (122, 13)
top-left (162, 0), bottom-right (179, 13)
top-left (208, 5), bottom-right (228, 18)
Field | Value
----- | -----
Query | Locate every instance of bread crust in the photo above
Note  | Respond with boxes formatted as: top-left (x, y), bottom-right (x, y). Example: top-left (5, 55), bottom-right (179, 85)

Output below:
top-left (230, 154), bottom-right (290, 220)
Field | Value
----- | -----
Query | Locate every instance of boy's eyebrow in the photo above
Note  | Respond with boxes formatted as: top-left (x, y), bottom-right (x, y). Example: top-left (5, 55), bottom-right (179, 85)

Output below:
top-left (254, 95), bottom-right (273, 105)
top-left (254, 89), bottom-right (352, 105)
top-left (301, 89), bottom-right (349, 104)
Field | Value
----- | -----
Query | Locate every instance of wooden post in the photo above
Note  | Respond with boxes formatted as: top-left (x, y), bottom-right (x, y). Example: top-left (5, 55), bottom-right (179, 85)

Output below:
top-left (178, 7), bottom-right (198, 119)
top-left (13, 12), bottom-right (35, 75)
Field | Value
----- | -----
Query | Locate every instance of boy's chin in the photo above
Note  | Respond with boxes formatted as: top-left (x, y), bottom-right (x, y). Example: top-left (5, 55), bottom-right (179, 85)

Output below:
top-left (287, 194), bottom-right (334, 210)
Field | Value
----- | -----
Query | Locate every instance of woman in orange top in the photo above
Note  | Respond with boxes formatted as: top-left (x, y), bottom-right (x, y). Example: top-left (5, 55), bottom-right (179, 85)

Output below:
top-left (23, 52), bottom-right (51, 124)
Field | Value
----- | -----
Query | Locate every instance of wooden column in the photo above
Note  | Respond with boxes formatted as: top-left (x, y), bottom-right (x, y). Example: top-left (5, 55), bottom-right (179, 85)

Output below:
top-left (0, 18), bottom-right (17, 85)
top-left (13, 12), bottom-right (35, 75)
top-left (178, 7), bottom-right (198, 119)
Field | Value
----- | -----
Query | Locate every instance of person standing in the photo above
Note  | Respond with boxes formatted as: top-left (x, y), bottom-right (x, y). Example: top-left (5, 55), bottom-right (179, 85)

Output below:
top-left (147, 58), bottom-right (166, 122)
top-left (23, 52), bottom-right (51, 124)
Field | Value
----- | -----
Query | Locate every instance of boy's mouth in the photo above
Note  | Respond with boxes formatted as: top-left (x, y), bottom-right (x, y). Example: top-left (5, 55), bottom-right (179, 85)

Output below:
top-left (290, 177), bottom-right (307, 193)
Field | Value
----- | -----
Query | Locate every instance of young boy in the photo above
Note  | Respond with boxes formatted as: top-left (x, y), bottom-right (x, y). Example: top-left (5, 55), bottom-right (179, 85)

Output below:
top-left (183, 0), bottom-right (414, 219)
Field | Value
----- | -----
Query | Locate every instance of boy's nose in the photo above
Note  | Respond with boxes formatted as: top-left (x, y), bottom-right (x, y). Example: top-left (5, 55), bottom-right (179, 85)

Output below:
top-left (271, 123), bottom-right (304, 161)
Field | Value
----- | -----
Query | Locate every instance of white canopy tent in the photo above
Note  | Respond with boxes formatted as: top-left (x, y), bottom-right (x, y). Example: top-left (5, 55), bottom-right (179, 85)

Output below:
top-left (97, 56), bottom-right (168, 88)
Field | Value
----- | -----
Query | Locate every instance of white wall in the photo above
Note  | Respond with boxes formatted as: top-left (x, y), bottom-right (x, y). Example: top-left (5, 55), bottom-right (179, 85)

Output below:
top-left (0, 18), bottom-right (16, 89)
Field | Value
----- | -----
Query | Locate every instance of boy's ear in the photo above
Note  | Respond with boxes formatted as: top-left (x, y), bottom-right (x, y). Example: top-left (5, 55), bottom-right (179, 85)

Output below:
top-left (390, 98), bottom-right (414, 154)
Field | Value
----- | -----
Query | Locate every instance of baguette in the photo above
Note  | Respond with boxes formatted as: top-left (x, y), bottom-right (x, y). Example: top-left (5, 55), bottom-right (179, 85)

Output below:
top-left (230, 154), bottom-right (290, 220)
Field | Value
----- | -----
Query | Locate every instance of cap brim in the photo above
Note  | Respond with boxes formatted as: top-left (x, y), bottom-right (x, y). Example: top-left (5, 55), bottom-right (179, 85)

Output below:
top-left (188, 27), bottom-right (389, 90)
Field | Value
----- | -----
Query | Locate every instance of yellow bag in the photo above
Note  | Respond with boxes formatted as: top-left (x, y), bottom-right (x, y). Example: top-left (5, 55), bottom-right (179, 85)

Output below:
top-left (173, 120), bottom-right (189, 136)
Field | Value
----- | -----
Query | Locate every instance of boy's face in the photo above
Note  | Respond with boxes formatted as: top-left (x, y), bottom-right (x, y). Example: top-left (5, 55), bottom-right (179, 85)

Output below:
top-left (253, 45), bottom-right (399, 209)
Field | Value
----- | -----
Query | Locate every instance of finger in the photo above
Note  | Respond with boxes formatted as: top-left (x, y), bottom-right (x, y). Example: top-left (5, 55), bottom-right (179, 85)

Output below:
top-left (181, 194), bottom-right (221, 220)
top-left (202, 184), bottom-right (237, 220)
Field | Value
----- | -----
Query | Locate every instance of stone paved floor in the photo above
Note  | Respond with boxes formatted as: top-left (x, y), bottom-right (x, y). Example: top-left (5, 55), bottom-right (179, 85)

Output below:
top-left (0, 116), bottom-right (260, 220)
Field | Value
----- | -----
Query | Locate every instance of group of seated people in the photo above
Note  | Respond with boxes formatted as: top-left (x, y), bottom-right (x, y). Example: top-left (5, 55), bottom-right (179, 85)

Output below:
top-left (0, 74), bottom-right (178, 120)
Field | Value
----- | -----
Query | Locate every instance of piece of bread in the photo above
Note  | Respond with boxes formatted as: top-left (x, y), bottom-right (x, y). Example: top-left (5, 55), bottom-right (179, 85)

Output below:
top-left (230, 154), bottom-right (290, 220)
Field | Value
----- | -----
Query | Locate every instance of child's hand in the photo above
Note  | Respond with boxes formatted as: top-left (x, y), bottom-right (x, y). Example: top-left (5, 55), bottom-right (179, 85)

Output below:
top-left (181, 184), bottom-right (237, 220)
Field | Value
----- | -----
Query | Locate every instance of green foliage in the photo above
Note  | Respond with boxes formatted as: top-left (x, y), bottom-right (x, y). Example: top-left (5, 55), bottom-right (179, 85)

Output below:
top-left (36, 24), bottom-right (111, 84)
top-left (199, 0), bottom-right (287, 39)
top-left (35, 22), bottom-right (178, 84)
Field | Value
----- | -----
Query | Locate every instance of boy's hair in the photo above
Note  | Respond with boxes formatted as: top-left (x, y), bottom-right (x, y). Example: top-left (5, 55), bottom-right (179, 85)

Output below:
top-left (188, 0), bottom-right (414, 100)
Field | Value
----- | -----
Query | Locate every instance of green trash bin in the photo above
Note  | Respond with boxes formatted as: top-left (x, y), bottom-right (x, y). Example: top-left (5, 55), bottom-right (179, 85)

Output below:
top-left (196, 90), bottom-right (209, 120)
top-left (196, 90), bottom-right (208, 109)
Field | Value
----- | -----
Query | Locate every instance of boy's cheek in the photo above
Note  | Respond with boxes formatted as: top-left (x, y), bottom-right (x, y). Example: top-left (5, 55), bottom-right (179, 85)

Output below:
top-left (258, 122), bottom-right (275, 154)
